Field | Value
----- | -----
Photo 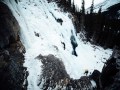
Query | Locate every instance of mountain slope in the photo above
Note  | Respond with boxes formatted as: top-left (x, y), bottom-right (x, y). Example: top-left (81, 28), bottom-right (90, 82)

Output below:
top-left (3, 0), bottom-right (112, 89)
top-left (87, 0), bottom-right (120, 12)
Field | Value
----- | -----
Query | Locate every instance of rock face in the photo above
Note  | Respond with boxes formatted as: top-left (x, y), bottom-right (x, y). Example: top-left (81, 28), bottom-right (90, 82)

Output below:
top-left (0, 2), bottom-right (19, 48)
top-left (36, 54), bottom-right (70, 89)
top-left (89, 48), bottom-right (120, 90)
top-left (90, 70), bottom-right (101, 89)
top-left (100, 49), bottom-right (120, 90)
top-left (0, 2), bottom-right (27, 90)
top-left (36, 54), bottom-right (93, 90)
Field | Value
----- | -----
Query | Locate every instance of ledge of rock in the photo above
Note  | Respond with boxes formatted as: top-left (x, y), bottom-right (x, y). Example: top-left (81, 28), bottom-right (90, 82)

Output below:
top-left (91, 48), bottom-right (120, 90)
top-left (100, 48), bottom-right (120, 90)
top-left (0, 2), bottom-right (27, 90)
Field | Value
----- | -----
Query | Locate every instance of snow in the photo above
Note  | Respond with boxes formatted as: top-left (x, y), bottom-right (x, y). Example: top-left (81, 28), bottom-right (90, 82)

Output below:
top-left (91, 80), bottom-right (97, 88)
top-left (3, 0), bottom-right (112, 89)
top-left (91, 0), bottom-right (120, 12)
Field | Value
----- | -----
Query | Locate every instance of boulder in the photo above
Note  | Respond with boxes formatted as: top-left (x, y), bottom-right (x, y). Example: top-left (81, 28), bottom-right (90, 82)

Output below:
top-left (90, 70), bottom-right (101, 89)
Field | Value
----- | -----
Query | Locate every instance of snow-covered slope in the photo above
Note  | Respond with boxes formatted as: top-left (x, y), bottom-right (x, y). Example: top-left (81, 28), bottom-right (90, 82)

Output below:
top-left (3, 0), bottom-right (112, 89)
top-left (87, 0), bottom-right (120, 12)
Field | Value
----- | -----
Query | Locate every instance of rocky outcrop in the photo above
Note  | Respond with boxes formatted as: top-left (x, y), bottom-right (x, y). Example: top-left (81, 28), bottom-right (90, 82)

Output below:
top-left (36, 54), bottom-right (94, 90)
top-left (100, 49), bottom-right (120, 90)
top-left (91, 48), bottom-right (120, 90)
top-left (90, 70), bottom-right (101, 90)
top-left (36, 54), bottom-right (70, 89)
top-left (0, 2), bottom-right (19, 48)
top-left (0, 2), bottom-right (27, 90)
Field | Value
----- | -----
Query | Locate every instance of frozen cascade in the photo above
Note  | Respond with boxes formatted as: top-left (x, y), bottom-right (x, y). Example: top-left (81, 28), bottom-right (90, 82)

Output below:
top-left (3, 0), bottom-right (112, 89)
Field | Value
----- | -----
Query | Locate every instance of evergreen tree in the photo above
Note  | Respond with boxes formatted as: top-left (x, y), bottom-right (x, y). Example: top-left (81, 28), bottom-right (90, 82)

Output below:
top-left (68, 0), bottom-right (72, 8)
top-left (90, 0), bottom-right (94, 14)
top-left (72, 0), bottom-right (76, 13)
top-left (79, 0), bottom-right (85, 34)
top-left (81, 0), bottom-right (85, 14)
top-left (98, 6), bottom-right (102, 14)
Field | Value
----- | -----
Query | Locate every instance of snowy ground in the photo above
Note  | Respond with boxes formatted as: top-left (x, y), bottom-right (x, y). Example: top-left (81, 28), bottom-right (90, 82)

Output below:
top-left (4, 0), bottom-right (112, 90)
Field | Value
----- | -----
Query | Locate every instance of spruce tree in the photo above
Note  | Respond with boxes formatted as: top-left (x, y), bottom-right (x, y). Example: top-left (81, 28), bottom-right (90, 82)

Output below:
top-left (90, 0), bottom-right (94, 14)
top-left (80, 0), bottom-right (85, 34)
top-left (67, 0), bottom-right (72, 8)
top-left (81, 0), bottom-right (85, 14)
top-left (72, 0), bottom-right (75, 13)
top-left (98, 6), bottom-right (102, 14)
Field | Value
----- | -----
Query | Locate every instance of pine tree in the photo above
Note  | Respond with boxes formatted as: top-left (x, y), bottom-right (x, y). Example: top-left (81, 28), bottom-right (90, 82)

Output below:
top-left (67, 0), bottom-right (72, 11)
top-left (72, 0), bottom-right (76, 13)
top-left (98, 6), bottom-right (102, 14)
top-left (81, 0), bottom-right (85, 14)
top-left (90, 0), bottom-right (94, 14)
top-left (80, 0), bottom-right (85, 33)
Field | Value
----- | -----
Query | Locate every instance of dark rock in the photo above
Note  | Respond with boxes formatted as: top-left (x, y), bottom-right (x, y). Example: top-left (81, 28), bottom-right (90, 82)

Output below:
top-left (56, 18), bottom-right (63, 25)
top-left (2, 50), bottom-right (10, 62)
top-left (101, 57), bottom-right (119, 89)
top-left (61, 42), bottom-right (65, 50)
top-left (36, 54), bottom-right (70, 89)
top-left (36, 54), bottom-right (94, 90)
top-left (0, 2), bottom-right (20, 48)
top-left (34, 31), bottom-right (39, 37)
top-left (84, 69), bottom-right (89, 76)
top-left (90, 70), bottom-right (101, 89)
top-left (100, 49), bottom-right (120, 90)
top-left (66, 76), bottom-right (92, 90)
top-left (0, 2), bottom-right (27, 90)
top-left (15, 0), bottom-right (18, 4)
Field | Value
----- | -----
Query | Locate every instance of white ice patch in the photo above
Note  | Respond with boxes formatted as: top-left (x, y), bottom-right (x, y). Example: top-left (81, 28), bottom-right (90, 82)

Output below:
top-left (91, 80), bottom-right (97, 88)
